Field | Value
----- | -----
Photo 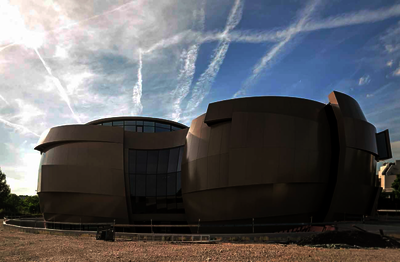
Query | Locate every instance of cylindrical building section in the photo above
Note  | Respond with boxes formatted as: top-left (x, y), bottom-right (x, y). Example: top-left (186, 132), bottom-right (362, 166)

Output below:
top-left (182, 93), bottom-right (381, 233)
top-left (35, 117), bottom-right (188, 227)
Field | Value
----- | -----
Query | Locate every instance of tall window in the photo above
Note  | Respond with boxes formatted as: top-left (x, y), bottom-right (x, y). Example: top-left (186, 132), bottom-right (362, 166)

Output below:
top-left (128, 147), bottom-right (184, 214)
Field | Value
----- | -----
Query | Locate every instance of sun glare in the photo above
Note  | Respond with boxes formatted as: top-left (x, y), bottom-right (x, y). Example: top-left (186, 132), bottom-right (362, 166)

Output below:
top-left (20, 30), bottom-right (44, 50)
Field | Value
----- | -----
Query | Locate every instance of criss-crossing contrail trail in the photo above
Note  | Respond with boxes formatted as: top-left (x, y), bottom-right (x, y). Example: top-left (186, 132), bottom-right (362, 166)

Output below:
top-left (171, 8), bottom-right (205, 122)
top-left (132, 49), bottom-right (143, 116)
top-left (34, 48), bottom-right (82, 123)
top-left (185, 0), bottom-right (244, 113)
top-left (234, 0), bottom-right (321, 98)
top-left (0, 117), bottom-right (40, 137)
top-left (144, 3), bottom-right (400, 55)
top-left (0, 94), bottom-right (9, 105)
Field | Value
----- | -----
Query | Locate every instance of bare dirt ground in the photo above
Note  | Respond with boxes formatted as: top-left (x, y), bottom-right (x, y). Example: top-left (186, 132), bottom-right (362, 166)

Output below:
top-left (2, 221), bottom-right (400, 262)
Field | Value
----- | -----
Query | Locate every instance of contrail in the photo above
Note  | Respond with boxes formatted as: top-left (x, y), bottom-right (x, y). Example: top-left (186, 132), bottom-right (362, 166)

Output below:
top-left (132, 49), bottom-right (143, 116)
top-left (304, 3), bottom-right (400, 32)
top-left (171, 8), bottom-right (205, 122)
top-left (144, 3), bottom-right (400, 54)
top-left (185, 0), bottom-right (244, 113)
top-left (0, 117), bottom-right (40, 137)
top-left (34, 48), bottom-right (82, 123)
top-left (0, 43), bottom-right (18, 54)
top-left (0, 94), bottom-right (9, 105)
top-left (48, 1), bottom-right (138, 33)
top-left (234, 0), bottom-right (321, 98)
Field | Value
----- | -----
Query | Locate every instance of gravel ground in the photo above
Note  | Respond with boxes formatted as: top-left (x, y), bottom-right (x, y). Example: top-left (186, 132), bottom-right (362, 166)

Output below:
top-left (2, 221), bottom-right (400, 261)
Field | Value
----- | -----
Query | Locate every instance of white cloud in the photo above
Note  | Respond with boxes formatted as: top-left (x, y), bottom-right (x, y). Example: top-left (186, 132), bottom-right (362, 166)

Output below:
top-left (0, 117), bottom-right (40, 137)
top-left (0, 93), bottom-right (9, 105)
top-left (132, 50), bottom-right (143, 116)
top-left (185, 0), bottom-right (244, 113)
top-left (34, 48), bottom-right (82, 123)
top-left (171, 8), bottom-right (205, 122)
top-left (54, 45), bottom-right (68, 59)
top-left (387, 60), bottom-right (393, 67)
top-left (359, 75), bottom-right (371, 85)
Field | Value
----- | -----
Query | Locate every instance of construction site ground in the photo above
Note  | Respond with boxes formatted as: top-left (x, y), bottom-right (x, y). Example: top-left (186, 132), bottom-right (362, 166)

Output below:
top-left (2, 219), bottom-right (400, 261)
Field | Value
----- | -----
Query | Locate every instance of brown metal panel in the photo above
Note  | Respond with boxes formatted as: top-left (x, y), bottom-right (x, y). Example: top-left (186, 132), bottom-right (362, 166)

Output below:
top-left (207, 123), bottom-right (223, 156)
top-left (293, 149), bottom-right (310, 182)
top-left (196, 157), bottom-right (208, 191)
top-left (35, 125), bottom-right (123, 151)
top-left (328, 91), bottom-right (367, 121)
top-left (207, 154), bottom-right (220, 189)
top-left (219, 153), bottom-right (229, 187)
top-left (244, 147), bottom-right (266, 185)
top-left (197, 122), bottom-right (210, 159)
top-left (277, 147), bottom-right (295, 183)
top-left (309, 150), bottom-right (323, 183)
top-left (232, 98), bottom-right (248, 112)
top-left (228, 148), bottom-right (246, 186)
top-left (220, 122), bottom-right (231, 154)
top-left (204, 100), bottom-right (234, 125)
top-left (353, 119), bottom-right (378, 155)
top-left (343, 117), bottom-right (357, 148)
top-left (246, 113), bottom-right (265, 148)
top-left (230, 112), bottom-right (248, 148)
top-left (264, 113), bottom-right (295, 148)
top-left (259, 148), bottom-right (279, 184)
top-left (40, 165), bottom-right (124, 197)
top-left (39, 192), bottom-right (128, 223)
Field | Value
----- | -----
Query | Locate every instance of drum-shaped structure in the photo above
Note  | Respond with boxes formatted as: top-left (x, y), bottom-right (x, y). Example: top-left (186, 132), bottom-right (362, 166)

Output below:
top-left (182, 91), bottom-right (390, 232)
top-left (35, 117), bottom-right (188, 225)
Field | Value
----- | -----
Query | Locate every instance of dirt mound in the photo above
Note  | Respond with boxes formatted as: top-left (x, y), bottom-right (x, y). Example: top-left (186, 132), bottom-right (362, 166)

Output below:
top-left (298, 230), bottom-right (400, 248)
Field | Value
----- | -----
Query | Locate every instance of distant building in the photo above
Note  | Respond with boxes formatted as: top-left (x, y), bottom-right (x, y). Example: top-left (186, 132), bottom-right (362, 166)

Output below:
top-left (379, 160), bottom-right (400, 192)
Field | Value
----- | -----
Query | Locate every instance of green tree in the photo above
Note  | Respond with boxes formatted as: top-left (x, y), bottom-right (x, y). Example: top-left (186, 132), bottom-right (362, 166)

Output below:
top-left (5, 194), bottom-right (22, 213)
top-left (392, 174), bottom-right (400, 199)
top-left (23, 195), bottom-right (40, 214)
top-left (0, 168), bottom-right (11, 210)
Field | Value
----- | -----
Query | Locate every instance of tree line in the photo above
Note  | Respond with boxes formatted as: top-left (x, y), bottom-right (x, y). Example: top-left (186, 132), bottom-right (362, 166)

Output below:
top-left (0, 168), bottom-right (41, 217)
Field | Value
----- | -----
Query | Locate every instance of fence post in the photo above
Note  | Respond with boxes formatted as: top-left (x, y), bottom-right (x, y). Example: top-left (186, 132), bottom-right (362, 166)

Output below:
top-left (197, 219), bottom-right (200, 234)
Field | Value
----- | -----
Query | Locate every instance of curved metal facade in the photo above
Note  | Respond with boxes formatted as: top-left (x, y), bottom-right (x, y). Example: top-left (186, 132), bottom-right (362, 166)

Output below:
top-left (35, 92), bottom-right (391, 232)
top-left (35, 117), bottom-right (188, 224)
top-left (182, 92), bottom-right (388, 232)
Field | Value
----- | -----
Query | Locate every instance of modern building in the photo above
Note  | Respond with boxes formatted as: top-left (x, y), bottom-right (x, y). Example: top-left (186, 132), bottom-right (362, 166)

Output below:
top-left (35, 91), bottom-right (392, 233)
top-left (378, 160), bottom-right (400, 192)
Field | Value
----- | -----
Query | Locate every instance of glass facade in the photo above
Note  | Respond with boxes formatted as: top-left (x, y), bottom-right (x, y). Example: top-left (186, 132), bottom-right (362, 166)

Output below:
top-left (128, 147), bottom-right (184, 214)
top-left (95, 119), bottom-right (183, 133)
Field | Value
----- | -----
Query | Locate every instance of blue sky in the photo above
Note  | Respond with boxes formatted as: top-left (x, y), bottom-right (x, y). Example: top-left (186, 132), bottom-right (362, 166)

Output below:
top-left (1, 0), bottom-right (400, 195)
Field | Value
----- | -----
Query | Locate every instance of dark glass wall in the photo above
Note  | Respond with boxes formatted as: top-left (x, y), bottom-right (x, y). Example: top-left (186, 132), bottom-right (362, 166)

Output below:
top-left (96, 120), bottom-right (183, 133)
top-left (128, 147), bottom-right (184, 214)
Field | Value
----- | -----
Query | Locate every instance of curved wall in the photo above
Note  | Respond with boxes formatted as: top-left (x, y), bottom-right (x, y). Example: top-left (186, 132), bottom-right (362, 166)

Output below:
top-left (36, 125), bottom-right (127, 223)
top-left (325, 92), bottom-right (378, 221)
top-left (35, 117), bottom-right (188, 225)
top-left (182, 97), bottom-right (334, 230)
top-left (182, 93), bottom-right (381, 232)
